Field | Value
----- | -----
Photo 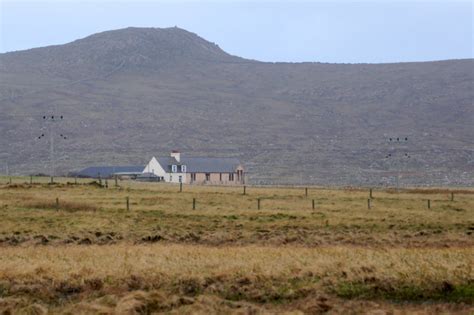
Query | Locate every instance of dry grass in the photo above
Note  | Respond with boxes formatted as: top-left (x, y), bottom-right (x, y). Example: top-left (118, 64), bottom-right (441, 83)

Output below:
top-left (1, 244), bottom-right (472, 284)
top-left (0, 177), bottom-right (473, 313)
top-left (0, 244), bottom-right (473, 313)
top-left (21, 199), bottom-right (99, 212)
top-left (1, 180), bottom-right (472, 247)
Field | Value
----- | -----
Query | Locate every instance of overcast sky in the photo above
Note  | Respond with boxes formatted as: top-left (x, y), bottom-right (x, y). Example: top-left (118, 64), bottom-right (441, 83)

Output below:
top-left (0, 0), bottom-right (472, 63)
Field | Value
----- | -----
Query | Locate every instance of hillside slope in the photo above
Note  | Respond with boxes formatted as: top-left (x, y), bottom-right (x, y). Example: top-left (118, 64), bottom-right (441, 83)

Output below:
top-left (1, 27), bottom-right (473, 185)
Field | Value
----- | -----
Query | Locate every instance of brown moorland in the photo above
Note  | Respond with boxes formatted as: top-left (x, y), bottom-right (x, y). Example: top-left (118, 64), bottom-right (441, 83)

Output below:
top-left (0, 176), bottom-right (473, 314)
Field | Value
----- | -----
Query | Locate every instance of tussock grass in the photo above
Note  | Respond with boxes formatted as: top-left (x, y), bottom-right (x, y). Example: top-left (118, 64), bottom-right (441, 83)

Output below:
top-left (21, 199), bottom-right (98, 212)
top-left (0, 244), bottom-right (472, 290)
top-left (0, 179), bottom-right (472, 247)
top-left (0, 244), bottom-right (472, 312)
top-left (0, 177), bottom-right (473, 313)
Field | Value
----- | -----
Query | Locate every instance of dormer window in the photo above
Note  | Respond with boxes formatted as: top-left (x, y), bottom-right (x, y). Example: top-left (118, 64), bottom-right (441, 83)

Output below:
top-left (171, 165), bottom-right (177, 173)
top-left (181, 165), bottom-right (187, 173)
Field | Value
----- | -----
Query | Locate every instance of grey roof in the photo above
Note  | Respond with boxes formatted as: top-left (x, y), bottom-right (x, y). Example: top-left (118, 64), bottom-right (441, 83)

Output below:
top-left (157, 156), bottom-right (241, 173)
top-left (157, 157), bottom-right (183, 169)
top-left (72, 166), bottom-right (144, 178)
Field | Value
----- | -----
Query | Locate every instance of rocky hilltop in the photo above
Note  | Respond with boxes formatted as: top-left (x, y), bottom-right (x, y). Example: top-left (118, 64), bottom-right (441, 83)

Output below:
top-left (1, 27), bottom-right (472, 185)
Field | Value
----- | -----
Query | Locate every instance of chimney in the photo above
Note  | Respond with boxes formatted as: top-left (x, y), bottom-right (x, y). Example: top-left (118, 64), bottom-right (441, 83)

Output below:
top-left (170, 150), bottom-right (181, 162)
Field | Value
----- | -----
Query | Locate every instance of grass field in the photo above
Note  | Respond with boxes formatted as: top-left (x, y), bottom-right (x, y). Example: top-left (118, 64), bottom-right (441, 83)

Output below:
top-left (0, 176), bottom-right (473, 314)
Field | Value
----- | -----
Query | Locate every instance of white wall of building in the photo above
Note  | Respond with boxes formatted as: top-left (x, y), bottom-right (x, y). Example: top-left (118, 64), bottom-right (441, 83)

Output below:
top-left (143, 156), bottom-right (186, 183)
top-left (167, 171), bottom-right (185, 183)
top-left (143, 157), bottom-right (166, 178)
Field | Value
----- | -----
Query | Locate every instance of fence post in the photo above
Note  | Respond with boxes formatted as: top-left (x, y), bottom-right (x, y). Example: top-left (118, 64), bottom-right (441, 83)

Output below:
top-left (367, 198), bottom-right (371, 209)
top-left (126, 197), bottom-right (130, 211)
top-left (50, 176), bottom-right (53, 184)
top-left (305, 187), bottom-right (308, 197)
top-left (451, 192), bottom-right (454, 201)
top-left (243, 185), bottom-right (246, 195)
top-left (427, 199), bottom-right (431, 209)
top-left (180, 182), bottom-right (183, 192)
top-left (98, 173), bottom-right (102, 186)
top-left (193, 198), bottom-right (196, 210)
top-left (30, 175), bottom-right (33, 185)
top-left (114, 175), bottom-right (118, 187)
top-left (257, 198), bottom-right (261, 210)
top-left (55, 198), bottom-right (59, 211)
top-left (369, 188), bottom-right (373, 199)
top-left (312, 199), bottom-right (315, 210)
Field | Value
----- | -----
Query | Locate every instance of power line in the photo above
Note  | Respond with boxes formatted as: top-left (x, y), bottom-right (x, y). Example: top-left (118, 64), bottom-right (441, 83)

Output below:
top-left (385, 136), bottom-right (411, 190)
top-left (37, 114), bottom-right (67, 177)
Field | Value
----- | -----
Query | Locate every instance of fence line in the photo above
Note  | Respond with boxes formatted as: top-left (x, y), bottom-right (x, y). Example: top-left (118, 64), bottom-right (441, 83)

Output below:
top-left (1, 176), bottom-right (472, 214)
top-left (2, 175), bottom-right (473, 193)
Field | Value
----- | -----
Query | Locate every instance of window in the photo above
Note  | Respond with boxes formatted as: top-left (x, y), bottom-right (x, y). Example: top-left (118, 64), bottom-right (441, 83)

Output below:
top-left (191, 173), bottom-right (196, 181)
top-left (229, 173), bottom-right (234, 181)
top-left (171, 165), bottom-right (177, 173)
top-left (181, 165), bottom-right (187, 173)
top-left (205, 173), bottom-right (210, 181)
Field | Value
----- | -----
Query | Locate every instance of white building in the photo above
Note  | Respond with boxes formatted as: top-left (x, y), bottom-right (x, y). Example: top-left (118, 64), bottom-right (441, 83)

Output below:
top-left (143, 150), bottom-right (244, 184)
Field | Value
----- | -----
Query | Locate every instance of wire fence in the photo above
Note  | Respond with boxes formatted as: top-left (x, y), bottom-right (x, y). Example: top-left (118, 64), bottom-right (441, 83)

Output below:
top-left (1, 176), bottom-right (472, 213)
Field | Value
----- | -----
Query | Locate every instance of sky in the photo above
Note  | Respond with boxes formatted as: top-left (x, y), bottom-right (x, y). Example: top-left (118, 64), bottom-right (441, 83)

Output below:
top-left (0, 0), bottom-right (472, 63)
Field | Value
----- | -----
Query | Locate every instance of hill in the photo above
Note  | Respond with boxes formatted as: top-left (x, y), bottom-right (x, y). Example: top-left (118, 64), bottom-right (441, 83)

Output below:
top-left (0, 27), bottom-right (473, 185)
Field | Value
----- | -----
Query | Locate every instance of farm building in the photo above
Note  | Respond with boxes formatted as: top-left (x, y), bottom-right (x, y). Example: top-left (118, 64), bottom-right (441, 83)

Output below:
top-left (72, 151), bottom-right (244, 184)
top-left (71, 166), bottom-right (144, 179)
top-left (144, 151), bottom-right (245, 184)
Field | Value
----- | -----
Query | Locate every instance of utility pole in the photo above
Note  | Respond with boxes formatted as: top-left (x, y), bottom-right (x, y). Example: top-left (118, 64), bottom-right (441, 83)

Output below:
top-left (385, 137), bottom-right (410, 191)
top-left (37, 115), bottom-right (67, 177)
